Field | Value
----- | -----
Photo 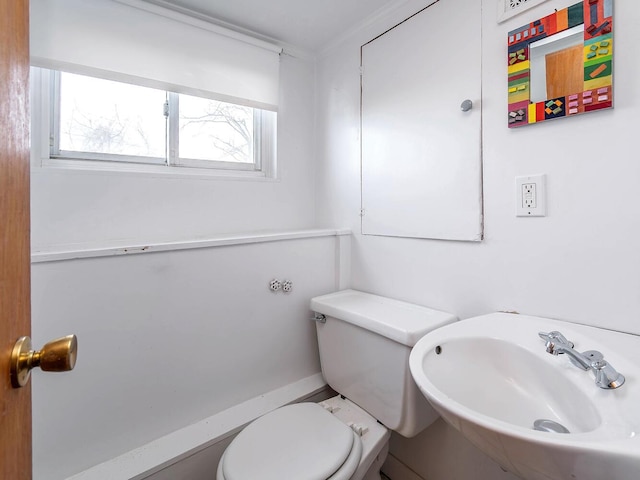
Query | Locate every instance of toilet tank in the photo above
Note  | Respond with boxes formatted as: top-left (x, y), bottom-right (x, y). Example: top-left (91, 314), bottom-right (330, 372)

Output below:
top-left (310, 290), bottom-right (457, 438)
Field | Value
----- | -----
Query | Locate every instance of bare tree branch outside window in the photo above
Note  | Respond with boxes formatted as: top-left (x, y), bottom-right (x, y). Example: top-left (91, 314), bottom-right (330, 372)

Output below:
top-left (179, 96), bottom-right (253, 163)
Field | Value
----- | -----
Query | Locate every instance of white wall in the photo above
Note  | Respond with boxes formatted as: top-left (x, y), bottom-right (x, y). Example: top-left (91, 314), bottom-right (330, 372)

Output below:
top-left (30, 52), bottom-right (317, 249)
top-left (31, 236), bottom-right (338, 479)
top-left (316, 0), bottom-right (640, 338)
top-left (315, 0), bottom-right (640, 478)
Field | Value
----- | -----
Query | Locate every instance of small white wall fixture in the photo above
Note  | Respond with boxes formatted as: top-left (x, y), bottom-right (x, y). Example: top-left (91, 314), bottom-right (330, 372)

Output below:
top-left (497, 0), bottom-right (551, 24)
top-left (360, 0), bottom-right (483, 242)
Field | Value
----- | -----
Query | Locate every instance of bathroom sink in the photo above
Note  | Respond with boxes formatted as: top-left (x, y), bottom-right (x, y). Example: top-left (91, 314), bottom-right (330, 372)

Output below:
top-left (409, 313), bottom-right (640, 480)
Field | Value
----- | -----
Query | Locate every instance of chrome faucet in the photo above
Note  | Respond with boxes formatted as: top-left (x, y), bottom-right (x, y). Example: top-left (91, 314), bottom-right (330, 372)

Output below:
top-left (538, 331), bottom-right (625, 389)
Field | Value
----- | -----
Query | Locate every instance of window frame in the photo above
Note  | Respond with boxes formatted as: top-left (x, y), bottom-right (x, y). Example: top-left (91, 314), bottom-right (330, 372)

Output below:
top-left (41, 69), bottom-right (277, 178)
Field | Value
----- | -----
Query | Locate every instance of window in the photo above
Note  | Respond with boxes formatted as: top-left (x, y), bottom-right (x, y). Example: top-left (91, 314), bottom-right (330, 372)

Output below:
top-left (45, 70), bottom-right (276, 176)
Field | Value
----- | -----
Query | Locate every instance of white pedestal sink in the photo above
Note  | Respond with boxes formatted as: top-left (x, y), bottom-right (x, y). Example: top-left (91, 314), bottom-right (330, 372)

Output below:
top-left (409, 312), bottom-right (640, 480)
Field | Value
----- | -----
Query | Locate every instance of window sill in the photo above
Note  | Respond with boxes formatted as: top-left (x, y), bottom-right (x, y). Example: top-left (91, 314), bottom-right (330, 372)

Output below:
top-left (34, 157), bottom-right (276, 182)
top-left (31, 229), bottom-right (352, 263)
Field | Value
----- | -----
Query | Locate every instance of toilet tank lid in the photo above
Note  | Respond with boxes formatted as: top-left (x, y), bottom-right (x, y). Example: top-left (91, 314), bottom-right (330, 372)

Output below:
top-left (310, 290), bottom-right (457, 347)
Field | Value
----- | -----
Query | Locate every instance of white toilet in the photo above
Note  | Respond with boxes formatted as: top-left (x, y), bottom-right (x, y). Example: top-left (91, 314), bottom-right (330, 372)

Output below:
top-left (216, 289), bottom-right (457, 480)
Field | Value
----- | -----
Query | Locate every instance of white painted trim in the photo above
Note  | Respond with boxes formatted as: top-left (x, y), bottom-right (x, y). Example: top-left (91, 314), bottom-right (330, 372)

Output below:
top-left (32, 229), bottom-right (353, 263)
top-left (34, 157), bottom-right (275, 182)
top-left (319, 0), bottom-right (415, 57)
top-left (115, 0), bottom-right (281, 53)
top-left (66, 373), bottom-right (327, 480)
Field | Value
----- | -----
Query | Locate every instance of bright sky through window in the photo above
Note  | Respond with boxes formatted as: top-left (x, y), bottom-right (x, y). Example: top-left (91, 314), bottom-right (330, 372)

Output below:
top-left (59, 73), bottom-right (166, 159)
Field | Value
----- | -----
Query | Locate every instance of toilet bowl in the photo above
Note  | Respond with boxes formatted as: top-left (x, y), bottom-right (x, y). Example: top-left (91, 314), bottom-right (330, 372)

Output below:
top-left (216, 396), bottom-right (389, 480)
top-left (216, 289), bottom-right (458, 480)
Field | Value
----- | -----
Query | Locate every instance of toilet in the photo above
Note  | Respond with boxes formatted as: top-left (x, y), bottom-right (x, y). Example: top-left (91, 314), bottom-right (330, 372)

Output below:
top-left (216, 289), bottom-right (457, 480)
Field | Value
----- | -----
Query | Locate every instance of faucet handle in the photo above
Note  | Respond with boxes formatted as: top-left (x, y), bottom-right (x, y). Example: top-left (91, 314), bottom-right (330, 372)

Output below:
top-left (592, 359), bottom-right (626, 389)
top-left (538, 331), bottom-right (574, 347)
top-left (538, 331), bottom-right (574, 354)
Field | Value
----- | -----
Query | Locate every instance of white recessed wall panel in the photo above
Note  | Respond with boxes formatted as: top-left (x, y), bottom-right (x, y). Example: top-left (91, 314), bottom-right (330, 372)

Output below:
top-left (361, 0), bottom-right (482, 241)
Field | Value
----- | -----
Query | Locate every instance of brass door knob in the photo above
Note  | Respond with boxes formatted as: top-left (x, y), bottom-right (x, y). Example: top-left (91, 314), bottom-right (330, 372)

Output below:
top-left (10, 335), bottom-right (78, 388)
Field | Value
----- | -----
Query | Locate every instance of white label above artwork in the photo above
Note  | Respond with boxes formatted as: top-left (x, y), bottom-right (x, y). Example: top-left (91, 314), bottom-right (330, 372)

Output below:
top-left (497, 0), bottom-right (551, 24)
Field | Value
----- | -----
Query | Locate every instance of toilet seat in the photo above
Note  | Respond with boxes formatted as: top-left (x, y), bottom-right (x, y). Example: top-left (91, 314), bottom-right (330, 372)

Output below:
top-left (217, 403), bottom-right (363, 480)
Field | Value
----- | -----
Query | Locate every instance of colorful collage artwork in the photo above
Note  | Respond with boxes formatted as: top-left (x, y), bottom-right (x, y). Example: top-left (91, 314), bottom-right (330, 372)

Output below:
top-left (507, 0), bottom-right (613, 127)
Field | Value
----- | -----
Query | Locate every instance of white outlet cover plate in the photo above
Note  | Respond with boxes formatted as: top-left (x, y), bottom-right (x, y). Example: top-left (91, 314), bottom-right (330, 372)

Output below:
top-left (516, 174), bottom-right (546, 217)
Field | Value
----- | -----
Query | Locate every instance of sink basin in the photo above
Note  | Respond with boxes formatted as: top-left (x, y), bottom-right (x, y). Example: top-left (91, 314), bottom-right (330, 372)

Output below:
top-left (409, 313), bottom-right (640, 480)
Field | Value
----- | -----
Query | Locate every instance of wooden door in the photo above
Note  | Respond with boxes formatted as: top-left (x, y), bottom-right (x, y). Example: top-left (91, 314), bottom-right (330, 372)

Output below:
top-left (0, 0), bottom-right (32, 479)
top-left (545, 44), bottom-right (584, 99)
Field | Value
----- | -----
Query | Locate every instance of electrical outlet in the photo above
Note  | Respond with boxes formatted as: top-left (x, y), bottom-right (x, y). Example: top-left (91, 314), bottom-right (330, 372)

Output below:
top-left (522, 183), bottom-right (537, 209)
top-left (516, 174), bottom-right (546, 217)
